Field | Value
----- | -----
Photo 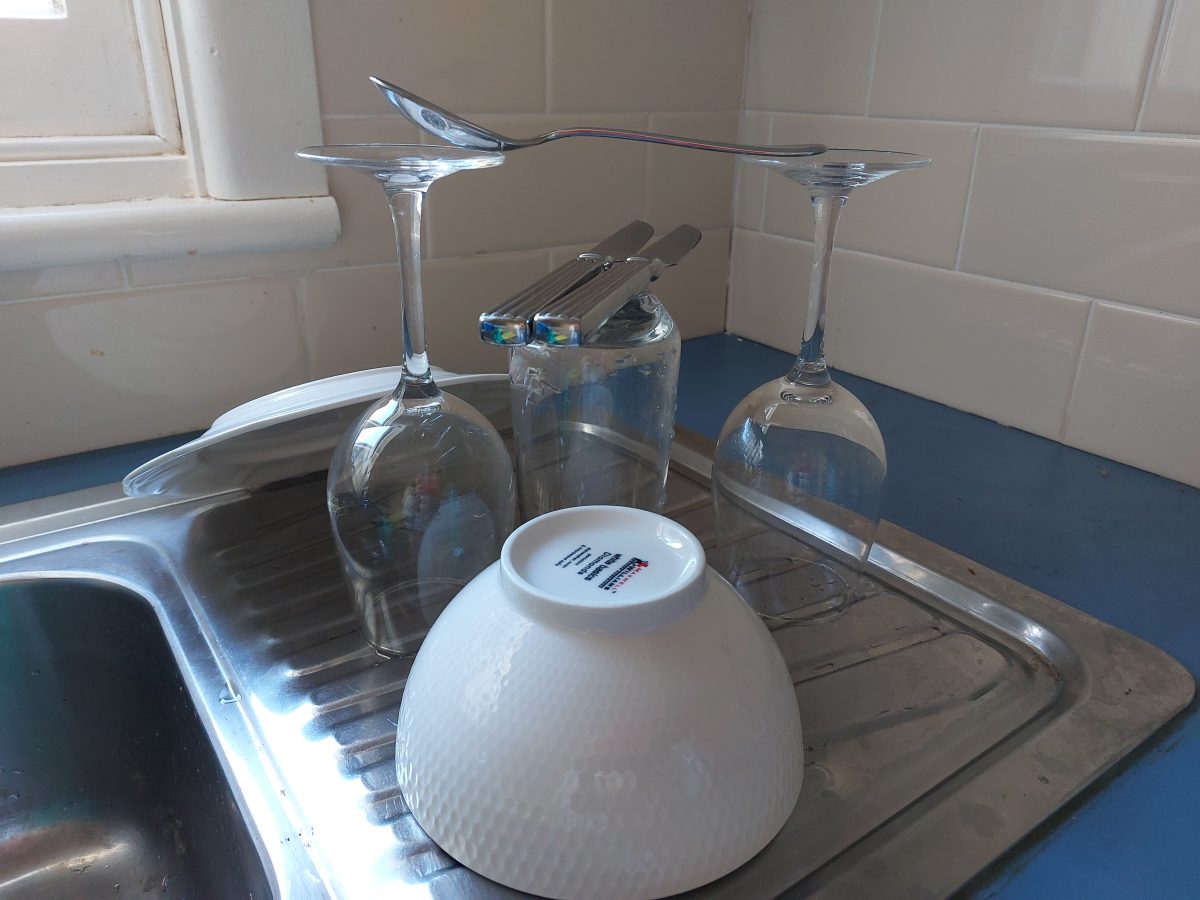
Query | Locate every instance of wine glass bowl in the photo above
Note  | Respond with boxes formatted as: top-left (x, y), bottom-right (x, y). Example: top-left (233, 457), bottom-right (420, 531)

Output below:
top-left (326, 387), bottom-right (515, 655)
top-left (298, 144), bottom-right (516, 656)
top-left (713, 378), bottom-right (887, 624)
top-left (714, 148), bottom-right (929, 626)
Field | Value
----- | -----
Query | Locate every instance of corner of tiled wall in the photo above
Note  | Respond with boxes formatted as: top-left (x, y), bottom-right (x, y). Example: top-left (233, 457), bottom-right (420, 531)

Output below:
top-left (0, 0), bottom-right (750, 468)
top-left (728, 0), bottom-right (1200, 488)
top-left (12, 0), bottom-right (1195, 488)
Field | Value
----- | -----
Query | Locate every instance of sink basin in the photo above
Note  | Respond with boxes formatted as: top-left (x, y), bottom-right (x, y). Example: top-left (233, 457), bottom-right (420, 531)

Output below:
top-left (0, 578), bottom-right (270, 898)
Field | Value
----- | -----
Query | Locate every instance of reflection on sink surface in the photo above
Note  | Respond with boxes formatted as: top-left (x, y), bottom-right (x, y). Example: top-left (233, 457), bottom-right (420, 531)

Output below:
top-left (0, 579), bottom-right (269, 898)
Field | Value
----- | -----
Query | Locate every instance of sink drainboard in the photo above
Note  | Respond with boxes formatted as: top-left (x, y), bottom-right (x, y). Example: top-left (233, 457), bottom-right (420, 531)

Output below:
top-left (0, 421), bottom-right (1191, 898)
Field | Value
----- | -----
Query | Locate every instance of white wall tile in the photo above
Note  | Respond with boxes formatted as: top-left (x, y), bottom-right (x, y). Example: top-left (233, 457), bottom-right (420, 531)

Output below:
top-left (734, 112), bottom-right (771, 230)
top-left (745, 0), bottom-right (880, 115)
top-left (960, 128), bottom-right (1200, 319)
top-left (1064, 303), bottom-right (1200, 487)
top-left (870, 0), bottom-right (1161, 129)
top-left (2, 0), bottom-right (760, 466)
top-left (425, 113), bottom-right (649, 258)
top-left (645, 113), bottom-right (739, 230)
top-left (727, 229), bottom-right (808, 351)
top-left (300, 264), bottom-right (405, 379)
top-left (0, 280), bottom-right (307, 466)
top-left (548, 0), bottom-right (749, 112)
top-left (652, 228), bottom-right (731, 339)
top-left (1139, 0), bottom-right (1200, 134)
top-left (826, 249), bottom-right (1090, 439)
top-left (0, 260), bottom-right (124, 303)
top-left (310, 0), bottom-right (545, 116)
top-left (421, 251), bottom-right (551, 373)
top-left (22, 0), bottom-right (1200, 491)
top-left (302, 252), bottom-right (548, 379)
top-left (764, 115), bottom-right (976, 269)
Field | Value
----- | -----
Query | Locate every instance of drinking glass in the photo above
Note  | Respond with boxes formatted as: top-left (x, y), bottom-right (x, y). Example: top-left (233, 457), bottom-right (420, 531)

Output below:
top-left (713, 150), bottom-right (930, 625)
top-left (297, 145), bottom-right (516, 656)
top-left (509, 291), bottom-right (680, 520)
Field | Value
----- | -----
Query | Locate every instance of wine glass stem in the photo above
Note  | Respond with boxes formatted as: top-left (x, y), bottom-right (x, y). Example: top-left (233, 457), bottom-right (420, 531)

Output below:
top-left (386, 185), bottom-right (439, 398)
top-left (787, 190), bottom-right (848, 389)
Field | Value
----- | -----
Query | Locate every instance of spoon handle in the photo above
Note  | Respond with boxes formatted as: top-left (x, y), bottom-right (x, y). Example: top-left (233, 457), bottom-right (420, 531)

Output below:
top-left (543, 127), bottom-right (826, 157)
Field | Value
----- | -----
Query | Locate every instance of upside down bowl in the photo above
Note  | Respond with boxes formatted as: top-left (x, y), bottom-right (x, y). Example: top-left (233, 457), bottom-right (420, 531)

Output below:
top-left (395, 505), bottom-right (803, 899)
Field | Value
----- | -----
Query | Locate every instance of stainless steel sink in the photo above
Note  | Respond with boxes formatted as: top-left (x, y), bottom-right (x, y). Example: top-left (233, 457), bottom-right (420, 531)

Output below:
top-left (0, 578), bottom-right (269, 898)
top-left (0, 377), bottom-right (1190, 899)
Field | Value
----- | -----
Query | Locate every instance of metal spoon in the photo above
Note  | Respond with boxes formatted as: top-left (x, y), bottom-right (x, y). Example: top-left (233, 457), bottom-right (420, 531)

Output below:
top-left (370, 76), bottom-right (827, 158)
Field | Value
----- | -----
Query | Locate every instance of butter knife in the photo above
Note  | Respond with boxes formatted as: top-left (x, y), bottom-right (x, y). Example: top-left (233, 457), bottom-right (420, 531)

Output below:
top-left (533, 225), bottom-right (702, 346)
top-left (478, 221), bottom-right (654, 346)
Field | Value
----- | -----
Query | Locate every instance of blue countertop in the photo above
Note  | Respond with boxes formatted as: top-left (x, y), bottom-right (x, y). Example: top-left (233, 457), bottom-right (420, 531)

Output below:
top-left (3, 332), bottom-right (1197, 897)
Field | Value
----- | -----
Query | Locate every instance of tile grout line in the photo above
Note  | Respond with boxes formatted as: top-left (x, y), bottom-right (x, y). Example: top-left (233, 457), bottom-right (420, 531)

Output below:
top-left (1134, 0), bottom-right (1175, 132)
top-left (543, 0), bottom-right (552, 114)
top-left (641, 109), bottom-right (653, 224)
top-left (720, 225), bottom-right (735, 336)
top-left (731, 158), bottom-right (755, 237)
top-left (0, 272), bottom-right (305, 307)
top-left (737, 0), bottom-right (756, 118)
top-left (750, 108), bottom-right (1198, 141)
top-left (11, 250), bottom-right (1200, 331)
top-left (728, 0), bottom-right (757, 244)
top-left (725, 228), bottom-right (743, 334)
top-left (329, 109), bottom-right (1197, 141)
top-left (323, 110), bottom-right (1196, 142)
top-left (953, 126), bottom-right (984, 272)
top-left (757, 115), bottom-right (774, 232)
top-left (757, 231), bottom-right (1200, 324)
top-left (1060, 300), bottom-right (1097, 442)
top-left (330, 247), bottom-right (565, 272)
top-left (863, 0), bottom-right (885, 117)
top-left (291, 275), bottom-right (316, 380)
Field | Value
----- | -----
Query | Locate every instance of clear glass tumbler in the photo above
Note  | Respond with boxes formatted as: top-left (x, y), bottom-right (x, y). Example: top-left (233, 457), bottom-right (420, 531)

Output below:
top-left (510, 292), bottom-right (679, 521)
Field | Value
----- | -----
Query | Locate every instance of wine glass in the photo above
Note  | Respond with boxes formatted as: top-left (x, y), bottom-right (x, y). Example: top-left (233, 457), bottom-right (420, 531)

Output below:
top-left (297, 144), bottom-right (516, 656)
top-left (713, 150), bottom-right (930, 626)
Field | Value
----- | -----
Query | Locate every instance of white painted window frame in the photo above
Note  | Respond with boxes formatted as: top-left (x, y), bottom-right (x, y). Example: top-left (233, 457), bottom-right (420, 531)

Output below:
top-left (0, 0), bottom-right (184, 167)
top-left (0, 0), bottom-right (340, 272)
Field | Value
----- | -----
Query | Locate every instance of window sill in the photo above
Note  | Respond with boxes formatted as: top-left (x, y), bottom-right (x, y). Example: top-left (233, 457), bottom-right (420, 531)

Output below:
top-left (0, 196), bottom-right (340, 272)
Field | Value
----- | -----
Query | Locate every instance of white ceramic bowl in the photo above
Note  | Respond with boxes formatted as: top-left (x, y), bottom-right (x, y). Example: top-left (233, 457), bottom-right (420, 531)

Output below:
top-left (395, 505), bottom-right (803, 899)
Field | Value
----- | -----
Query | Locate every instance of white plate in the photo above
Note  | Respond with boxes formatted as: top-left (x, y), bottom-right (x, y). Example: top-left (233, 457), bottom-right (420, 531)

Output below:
top-left (208, 366), bottom-right (454, 431)
top-left (123, 368), bottom-right (500, 498)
